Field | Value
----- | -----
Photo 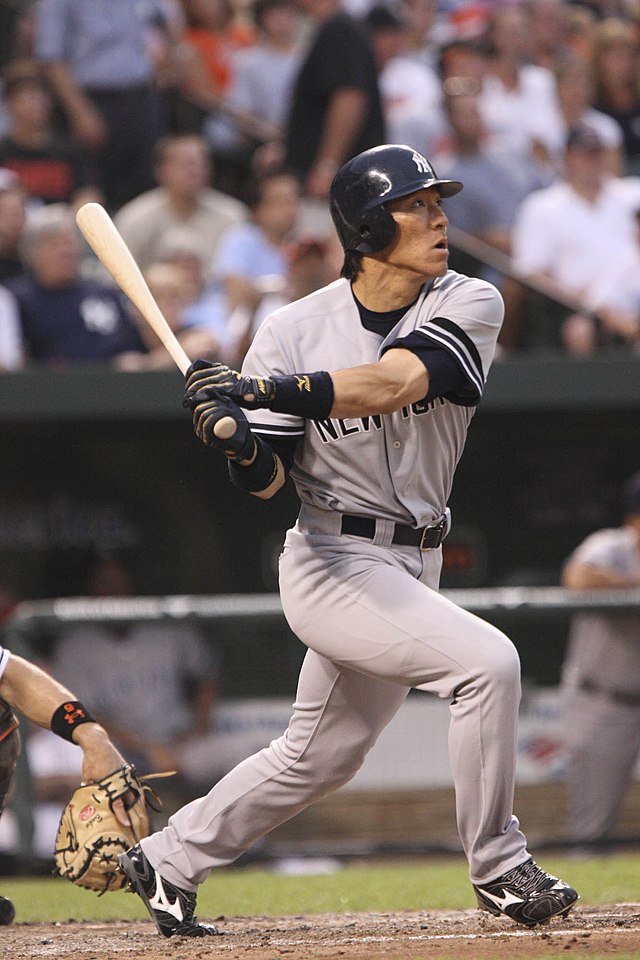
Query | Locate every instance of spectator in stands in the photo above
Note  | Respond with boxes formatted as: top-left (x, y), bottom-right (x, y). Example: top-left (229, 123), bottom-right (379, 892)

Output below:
top-left (0, 181), bottom-right (28, 282)
top-left (0, 285), bottom-right (22, 370)
top-left (530, 56), bottom-right (624, 177)
top-left (479, 6), bottom-right (559, 165)
top-left (180, 0), bottom-right (255, 102)
top-left (33, 0), bottom-right (171, 211)
top-left (50, 555), bottom-right (258, 802)
top-left (584, 207), bottom-right (640, 351)
top-left (370, 4), bottom-right (443, 153)
top-left (590, 18), bottom-right (640, 174)
top-left (0, 59), bottom-right (99, 207)
top-left (206, 0), bottom-right (303, 186)
top-left (4, 203), bottom-right (145, 365)
top-left (560, 470), bottom-right (640, 855)
top-left (0, 0), bottom-right (34, 72)
top-left (156, 222), bottom-right (213, 293)
top-left (243, 235), bottom-right (337, 354)
top-left (434, 82), bottom-right (551, 257)
top-left (114, 262), bottom-right (220, 370)
top-left (113, 133), bottom-right (247, 274)
top-left (386, 37), bottom-right (488, 158)
top-left (511, 123), bottom-right (640, 353)
top-left (188, 169), bottom-right (301, 361)
top-left (397, 0), bottom-right (440, 71)
top-left (562, 4), bottom-right (597, 65)
top-left (524, 0), bottom-right (567, 71)
top-left (283, 0), bottom-right (385, 232)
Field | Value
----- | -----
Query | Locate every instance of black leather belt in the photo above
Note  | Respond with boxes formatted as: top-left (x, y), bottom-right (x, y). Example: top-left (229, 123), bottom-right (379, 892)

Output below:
top-left (579, 678), bottom-right (640, 708)
top-left (340, 514), bottom-right (448, 550)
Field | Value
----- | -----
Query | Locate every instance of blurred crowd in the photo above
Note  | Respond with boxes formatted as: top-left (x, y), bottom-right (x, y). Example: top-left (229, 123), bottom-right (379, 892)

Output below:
top-left (2, 0), bottom-right (640, 370)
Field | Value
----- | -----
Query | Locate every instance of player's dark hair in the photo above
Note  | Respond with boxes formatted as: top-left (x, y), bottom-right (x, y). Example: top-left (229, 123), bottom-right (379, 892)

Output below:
top-left (341, 250), bottom-right (363, 281)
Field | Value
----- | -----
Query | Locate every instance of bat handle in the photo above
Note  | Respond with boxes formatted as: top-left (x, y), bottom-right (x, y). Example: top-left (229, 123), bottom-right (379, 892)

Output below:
top-left (213, 416), bottom-right (238, 440)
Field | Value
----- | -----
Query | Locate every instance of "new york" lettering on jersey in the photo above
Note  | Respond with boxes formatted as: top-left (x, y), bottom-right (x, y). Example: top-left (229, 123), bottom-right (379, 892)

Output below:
top-left (312, 397), bottom-right (447, 443)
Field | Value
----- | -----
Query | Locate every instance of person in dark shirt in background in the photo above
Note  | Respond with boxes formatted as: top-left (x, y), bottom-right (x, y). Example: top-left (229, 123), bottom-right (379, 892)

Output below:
top-left (33, 0), bottom-right (170, 212)
top-left (284, 0), bottom-right (385, 235)
top-left (0, 59), bottom-right (98, 207)
top-left (4, 203), bottom-right (145, 365)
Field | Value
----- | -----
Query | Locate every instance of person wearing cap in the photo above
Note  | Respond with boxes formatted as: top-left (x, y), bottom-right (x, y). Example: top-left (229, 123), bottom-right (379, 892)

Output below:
top-left (510, 121), bottom-right (640, 351)
top-left (560, 471), bottom-right (640, 855)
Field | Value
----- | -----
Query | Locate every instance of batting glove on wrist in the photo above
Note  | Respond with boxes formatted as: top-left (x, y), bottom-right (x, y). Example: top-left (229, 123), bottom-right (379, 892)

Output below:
top-left (190, 393), bottom-right (257, 461)
top-left (184, 358), bottom-right (276, 410)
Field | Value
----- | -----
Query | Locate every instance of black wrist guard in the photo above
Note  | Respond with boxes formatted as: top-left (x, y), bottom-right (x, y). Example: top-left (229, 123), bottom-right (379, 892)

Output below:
top-left (270, 371), bottom-right (334, 419)
top-left (51, 701), bottom-right (96, 742)
top-left (228, 438), bottom-right (279, 492)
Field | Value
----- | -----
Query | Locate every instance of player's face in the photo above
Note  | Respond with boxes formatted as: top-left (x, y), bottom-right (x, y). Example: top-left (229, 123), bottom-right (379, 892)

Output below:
top-left (383, 187), bottom-right (449, 278)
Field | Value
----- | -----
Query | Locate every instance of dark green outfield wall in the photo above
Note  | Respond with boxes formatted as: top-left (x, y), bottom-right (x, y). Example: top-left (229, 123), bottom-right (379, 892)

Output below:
top-left (0, 354), bottom-right (638, 599)
top-left (0, 355), bottom-right (638, 686)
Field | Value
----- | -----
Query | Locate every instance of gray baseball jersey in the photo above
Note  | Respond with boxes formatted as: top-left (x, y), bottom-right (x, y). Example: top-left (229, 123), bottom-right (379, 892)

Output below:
top-left (142, 270), bottom-right (531, 889)
top-left (244, 272), bottom-right (501, 522)
top-left (562, 527), bottom-right (640, 693)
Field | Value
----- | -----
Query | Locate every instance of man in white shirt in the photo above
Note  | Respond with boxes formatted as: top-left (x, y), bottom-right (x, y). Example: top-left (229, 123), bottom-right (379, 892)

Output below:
top-left (114, 135), bottom-right (247, 274)
top-left (512, 124), bottom-right (640, 352)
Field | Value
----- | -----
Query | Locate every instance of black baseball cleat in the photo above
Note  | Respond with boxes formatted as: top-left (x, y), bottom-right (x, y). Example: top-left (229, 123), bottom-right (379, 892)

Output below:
top-left (473, 857), bottom-right (579, 928)
top-left (118, 845), bottom-right (219, 938)
top-left (0, 894), bottom-right (15, 925)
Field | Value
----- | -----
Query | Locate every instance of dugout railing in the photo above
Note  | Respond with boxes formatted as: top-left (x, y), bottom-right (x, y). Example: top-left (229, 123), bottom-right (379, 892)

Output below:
top-left (2, 586), bottom-right (640, 867)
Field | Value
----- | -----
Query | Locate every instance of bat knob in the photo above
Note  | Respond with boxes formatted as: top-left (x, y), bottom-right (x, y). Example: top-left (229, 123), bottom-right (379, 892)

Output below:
top-left (214, 416), bottom-right (237, 440)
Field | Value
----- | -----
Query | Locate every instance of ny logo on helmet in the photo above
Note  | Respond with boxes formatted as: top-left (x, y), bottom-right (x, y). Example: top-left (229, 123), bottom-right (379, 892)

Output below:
top-left (412, 152), bottom-right (430, 174)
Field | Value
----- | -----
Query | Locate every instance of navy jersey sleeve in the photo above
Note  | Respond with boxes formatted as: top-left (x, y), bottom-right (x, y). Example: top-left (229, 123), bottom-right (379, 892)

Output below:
top-left (383, 325), bottom-right (483, 406)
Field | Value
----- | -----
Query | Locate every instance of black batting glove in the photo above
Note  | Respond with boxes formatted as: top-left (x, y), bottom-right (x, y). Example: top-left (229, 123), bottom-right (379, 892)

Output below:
top-left (190, 392), bottom-right (257, 461)
top-left (184, 358), bottom-right (276, 410)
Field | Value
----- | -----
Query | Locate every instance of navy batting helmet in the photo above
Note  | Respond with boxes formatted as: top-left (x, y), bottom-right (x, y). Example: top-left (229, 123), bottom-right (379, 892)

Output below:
top-left (330, 144), bottom-right (463, 254)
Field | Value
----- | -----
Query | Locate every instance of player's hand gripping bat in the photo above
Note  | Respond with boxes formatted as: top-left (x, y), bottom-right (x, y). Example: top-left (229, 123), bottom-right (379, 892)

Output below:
top-left (75, 202), bottom-right (237, 441)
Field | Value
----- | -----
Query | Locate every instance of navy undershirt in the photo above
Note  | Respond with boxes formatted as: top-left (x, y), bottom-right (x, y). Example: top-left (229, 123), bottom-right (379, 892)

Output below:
top-left (353, 293), bottom-right (468, 402)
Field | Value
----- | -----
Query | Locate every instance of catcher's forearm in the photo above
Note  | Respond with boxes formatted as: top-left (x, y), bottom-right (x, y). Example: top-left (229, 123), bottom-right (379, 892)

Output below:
top-left (0, 655), bottom-right (85, 731)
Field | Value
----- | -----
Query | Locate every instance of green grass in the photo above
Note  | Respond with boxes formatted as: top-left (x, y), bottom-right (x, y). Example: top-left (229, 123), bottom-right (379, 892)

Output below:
top-left (1, 852), bottom-right (639, 923)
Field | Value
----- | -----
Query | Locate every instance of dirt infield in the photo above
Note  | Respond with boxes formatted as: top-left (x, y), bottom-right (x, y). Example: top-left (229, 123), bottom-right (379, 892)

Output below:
top-left (3, 903), bottom-right (640, 960)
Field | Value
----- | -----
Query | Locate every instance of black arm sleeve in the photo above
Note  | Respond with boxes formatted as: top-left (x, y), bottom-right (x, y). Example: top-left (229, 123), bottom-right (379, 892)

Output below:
top-left (254, 432), bottom-right (298, 475)
top-left (383, 331), bottom-right (482, 406)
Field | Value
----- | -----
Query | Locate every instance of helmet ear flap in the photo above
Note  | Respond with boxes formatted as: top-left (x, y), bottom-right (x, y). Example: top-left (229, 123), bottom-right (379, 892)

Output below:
top-left (352, 206), bottom-right (397, 254)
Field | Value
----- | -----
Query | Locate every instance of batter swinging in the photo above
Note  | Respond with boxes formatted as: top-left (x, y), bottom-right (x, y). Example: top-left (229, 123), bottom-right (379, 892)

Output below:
top-left (119, 145), bottom-right (579, 937)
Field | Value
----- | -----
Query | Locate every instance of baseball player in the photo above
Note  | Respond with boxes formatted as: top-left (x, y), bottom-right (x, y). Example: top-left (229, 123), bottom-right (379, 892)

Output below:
top-left (560, 470), bottom-right (640, 852)
top-left (0, 645), bottom-right (131, 922)
top-left (119, 144), bottom-right (579, 937)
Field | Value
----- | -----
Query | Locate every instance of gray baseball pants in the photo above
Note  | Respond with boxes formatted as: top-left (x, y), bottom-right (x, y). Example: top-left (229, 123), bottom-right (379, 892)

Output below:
top-left (142, 506), bottom-right (529, 888)
top-left (564, 685), bottom-right (640, 843)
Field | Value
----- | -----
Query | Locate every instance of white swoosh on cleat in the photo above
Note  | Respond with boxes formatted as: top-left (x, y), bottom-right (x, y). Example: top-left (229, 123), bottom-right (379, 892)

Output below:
top-left (481, 889), bottom-right (525, 910)
top-left (148, 877), bottom-right (184, 922)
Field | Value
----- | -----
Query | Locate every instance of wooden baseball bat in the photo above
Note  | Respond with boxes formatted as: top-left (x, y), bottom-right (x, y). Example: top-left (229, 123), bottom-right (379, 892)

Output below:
top-left (75, 202), bottom-right (236, 440)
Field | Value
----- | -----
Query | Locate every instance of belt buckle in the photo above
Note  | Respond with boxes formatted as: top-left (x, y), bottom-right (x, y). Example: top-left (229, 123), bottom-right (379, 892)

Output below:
top-left (419, 517), bottom-right (445, 551)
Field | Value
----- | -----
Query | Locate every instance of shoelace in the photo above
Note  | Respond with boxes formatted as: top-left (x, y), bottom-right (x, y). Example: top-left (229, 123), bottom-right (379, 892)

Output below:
top-left (503, 860), bottom-right (557, 896)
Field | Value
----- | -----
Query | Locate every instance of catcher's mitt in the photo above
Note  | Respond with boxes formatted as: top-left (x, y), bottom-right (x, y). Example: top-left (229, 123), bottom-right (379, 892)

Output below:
top-left (53, 764), bottom-right (159, 894)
